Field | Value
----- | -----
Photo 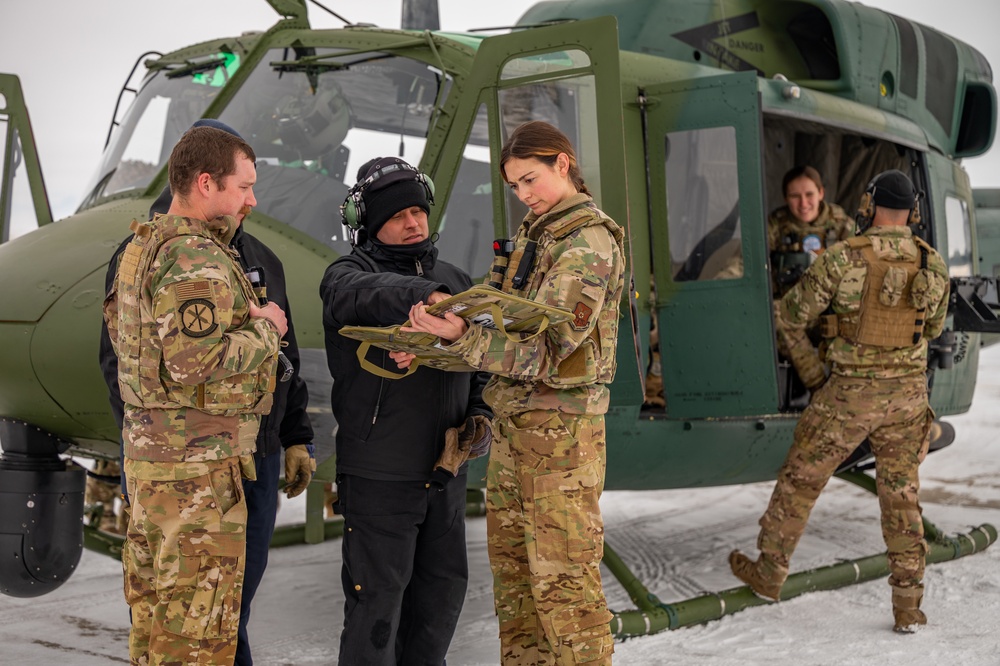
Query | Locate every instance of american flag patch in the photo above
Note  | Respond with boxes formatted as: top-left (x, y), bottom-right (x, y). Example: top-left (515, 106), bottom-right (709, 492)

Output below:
top-left (175, 280), bottom-right (213, 300)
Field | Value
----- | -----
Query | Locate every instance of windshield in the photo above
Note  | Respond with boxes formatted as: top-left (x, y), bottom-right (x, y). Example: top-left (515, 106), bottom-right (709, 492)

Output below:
top-left (80, 54), bottom-right (235, 207)
top-left (218, 46), bottom-right (447, 256)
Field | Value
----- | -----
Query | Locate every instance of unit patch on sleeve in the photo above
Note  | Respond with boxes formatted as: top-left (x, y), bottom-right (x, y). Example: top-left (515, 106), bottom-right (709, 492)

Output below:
top-left (572, 302), bottom-right (594, 330)
top-left (179, 298), bottom-right (218, 338)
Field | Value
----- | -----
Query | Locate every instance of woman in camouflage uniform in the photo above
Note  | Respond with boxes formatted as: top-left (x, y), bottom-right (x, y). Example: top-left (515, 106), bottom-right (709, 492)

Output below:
top-left (769, 165), bottom-right (854, 297)
top-left (395, 121), bottom-right (626, 664)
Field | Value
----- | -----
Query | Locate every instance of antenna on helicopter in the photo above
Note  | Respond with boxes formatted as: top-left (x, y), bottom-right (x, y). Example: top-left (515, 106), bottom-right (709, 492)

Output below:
top-left (307, 0), bottom-right (352, 25)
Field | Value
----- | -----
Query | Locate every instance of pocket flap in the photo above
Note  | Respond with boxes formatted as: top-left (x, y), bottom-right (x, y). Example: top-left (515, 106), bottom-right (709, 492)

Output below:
top-left (178, 532), bottom-right (244, 558)
top-left (551, 603), bottom-right (614, 636)
top-left (533, 461), bottom-right (602, 499)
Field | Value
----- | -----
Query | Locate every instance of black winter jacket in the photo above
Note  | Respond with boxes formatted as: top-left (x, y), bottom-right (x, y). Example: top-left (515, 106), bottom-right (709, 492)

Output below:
top-left (320, 239), bottom-right (491, 481)
top-left (99, 192), bottom-right (313, 458)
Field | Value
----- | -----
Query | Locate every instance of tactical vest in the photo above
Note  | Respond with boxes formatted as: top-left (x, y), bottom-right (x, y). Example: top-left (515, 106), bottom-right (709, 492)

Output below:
top-left (837, 235), bottom-right (930, 347)
top-left (495, 201), bottom-right (626, 386)
top-left (113, 215), bottom-right (276, 416)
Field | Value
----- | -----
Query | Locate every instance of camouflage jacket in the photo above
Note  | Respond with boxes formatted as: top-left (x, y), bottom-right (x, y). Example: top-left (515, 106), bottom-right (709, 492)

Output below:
top-left (768, 201), bottom-right (854, 254)
top-left (776, 225), bottom-right (950, 383)
top-left (769, 202), bottom-right (853, 297)
top-left (104, 214), bottom-right (280, 472)
top-left (449, 193), bottom-right (626, 418)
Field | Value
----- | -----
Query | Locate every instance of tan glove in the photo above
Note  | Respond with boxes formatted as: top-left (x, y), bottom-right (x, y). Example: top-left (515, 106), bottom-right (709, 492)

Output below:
top-left (432, 415), bottom-right (492, 483)
top-left (284, 444), bottom-right (316, 498)
top-left (465, 415), bottom-right (492, 460)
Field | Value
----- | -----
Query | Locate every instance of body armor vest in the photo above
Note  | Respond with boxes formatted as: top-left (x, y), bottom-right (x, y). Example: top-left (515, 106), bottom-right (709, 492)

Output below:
top-left (838, 235), bottom-right (929, 347)
top-left (501, 201), bottom-right (626, 386)
top-left (113, 216), bottom-right (275, 416)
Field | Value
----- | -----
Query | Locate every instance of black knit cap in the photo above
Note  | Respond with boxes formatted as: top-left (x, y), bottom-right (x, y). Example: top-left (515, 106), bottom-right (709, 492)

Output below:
top-left (871, 169), bottom-right (916, 210)
top-left (356, 157), bottom-right (431, 239)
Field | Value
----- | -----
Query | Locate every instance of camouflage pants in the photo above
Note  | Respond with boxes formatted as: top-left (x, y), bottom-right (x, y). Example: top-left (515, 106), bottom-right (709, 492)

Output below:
top-left (87, 459), bottom-right (122, 531)
top-left (123, 458), bottom-right (248, 666)
top-left (487, 411), bottom-right (614, 665)
top-left (757, 374), bottom-right (931, 588)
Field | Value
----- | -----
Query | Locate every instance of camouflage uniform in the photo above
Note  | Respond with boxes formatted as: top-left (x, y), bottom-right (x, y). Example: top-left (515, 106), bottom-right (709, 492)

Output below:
top-left (86, 458), bottom-right (123, 532)
top-left (760, 225), bottom-right (949, 593)
top-left (104, 213), bottom-right (280, 666)
top-left (768, 201), bottom-right (853, 297)
top-left (449, 193), bottom-right (625, 664)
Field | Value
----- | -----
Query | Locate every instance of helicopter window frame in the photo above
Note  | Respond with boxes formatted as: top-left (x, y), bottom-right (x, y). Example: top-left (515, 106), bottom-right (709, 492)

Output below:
top-left (495, 67), bottom-right (602, 235)
top-left (435, 102), bottom-right (495, 279)
top-left (663, 125), bottom-right (743, 283)
top-left (1, 125), bottom-right (41, 242)
top-left (944, 194), bottom-right (973, 277)
top-left (499, 49), bottom-right (592, 80)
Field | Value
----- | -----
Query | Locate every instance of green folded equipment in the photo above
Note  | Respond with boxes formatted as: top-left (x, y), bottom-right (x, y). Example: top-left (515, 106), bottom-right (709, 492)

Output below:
top-left (339, 285), bottom-right (573, 379)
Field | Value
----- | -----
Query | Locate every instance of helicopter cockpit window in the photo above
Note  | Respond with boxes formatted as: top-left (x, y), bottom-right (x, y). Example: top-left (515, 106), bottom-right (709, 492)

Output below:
top-left (80, 54), bottom-right (235, 207)
top-left (436, 103), bottom-right (493, 278)
top-left (498, 72), bottom-right (599, 235)
top-left (665, 126), bottom-right (742, 282)
top-left (218, 47), bottom-right (447, 255)
top-left (944, 195), bottom-right (972, 277)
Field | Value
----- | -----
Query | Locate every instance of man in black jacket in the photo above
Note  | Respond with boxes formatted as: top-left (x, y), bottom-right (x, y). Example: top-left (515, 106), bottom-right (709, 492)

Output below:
top-left (98, 119), bottom-right (315, 666)
top-left (321, 156), bottom-right (492, 665)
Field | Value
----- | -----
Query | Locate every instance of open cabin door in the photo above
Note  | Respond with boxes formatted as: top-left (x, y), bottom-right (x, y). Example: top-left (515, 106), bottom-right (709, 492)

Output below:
top-left (0, 74), bottom-right (51, 243)
top-left (646, 71), bottom-right (778, 418)
top-left (439, 16), bottom-right (644, 407)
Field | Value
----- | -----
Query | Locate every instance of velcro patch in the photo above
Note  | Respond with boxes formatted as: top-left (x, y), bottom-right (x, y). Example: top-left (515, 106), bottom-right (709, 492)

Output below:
top-left (572, 302), bottom-right (594, 330)
top-left (175, 280), bottom-right (213, 301)
top-left (178, 298), bottom-right (218, 338)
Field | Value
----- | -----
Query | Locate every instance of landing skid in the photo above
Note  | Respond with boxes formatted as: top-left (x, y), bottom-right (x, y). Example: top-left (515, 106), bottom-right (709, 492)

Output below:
top-left (604, 469), bottom-right (997, 638)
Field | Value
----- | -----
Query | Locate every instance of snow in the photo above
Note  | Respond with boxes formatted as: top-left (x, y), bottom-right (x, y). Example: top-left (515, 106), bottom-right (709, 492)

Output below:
top-left (1, 348), bottom-right (998, 665)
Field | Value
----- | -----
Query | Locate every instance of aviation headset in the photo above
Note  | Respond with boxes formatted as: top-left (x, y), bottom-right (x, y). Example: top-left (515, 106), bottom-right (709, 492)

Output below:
top-left (340, 161), bottom-right (436, 230)
top-left (855, 170), bottom-right (922, 235)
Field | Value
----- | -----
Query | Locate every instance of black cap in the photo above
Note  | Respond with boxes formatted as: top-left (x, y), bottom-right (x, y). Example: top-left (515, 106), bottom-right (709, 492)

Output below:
top-left (356, 157), bottom-right (431, 239)
top-left (871, 170), bottom-right (916, 210)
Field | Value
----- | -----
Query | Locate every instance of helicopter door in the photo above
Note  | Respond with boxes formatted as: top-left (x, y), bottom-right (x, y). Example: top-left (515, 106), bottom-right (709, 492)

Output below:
top-left (438, 16), bottom-right (644, 407)
top-left (0, 74), bottom-right (51, 243)
top-left (646, 71), bottom-right (778, 418)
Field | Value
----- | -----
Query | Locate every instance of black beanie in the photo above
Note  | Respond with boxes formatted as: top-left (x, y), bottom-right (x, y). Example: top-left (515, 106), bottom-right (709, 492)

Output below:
top-left (871, 170), bottom-right (916, 210)
top-left (356, 157), bottom-right (431, 239)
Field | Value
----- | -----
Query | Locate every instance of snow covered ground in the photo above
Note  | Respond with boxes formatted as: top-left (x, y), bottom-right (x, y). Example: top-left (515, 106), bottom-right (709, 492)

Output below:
top-left (2, 347), bottom-right (998, 665)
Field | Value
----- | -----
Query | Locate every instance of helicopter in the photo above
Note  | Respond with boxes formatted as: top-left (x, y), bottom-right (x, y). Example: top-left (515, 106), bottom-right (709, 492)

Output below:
top-left (1, 0), bottom-right (998, 637)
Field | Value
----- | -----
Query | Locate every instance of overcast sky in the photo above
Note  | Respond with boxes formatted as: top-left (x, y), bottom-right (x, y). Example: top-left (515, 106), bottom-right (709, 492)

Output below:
top-left (1, 0), bottom-right (998, 219)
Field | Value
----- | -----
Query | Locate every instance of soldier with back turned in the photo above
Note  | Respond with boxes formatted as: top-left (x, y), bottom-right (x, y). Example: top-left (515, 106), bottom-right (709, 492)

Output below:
top-left (730, 169), bottom-right (950, 634)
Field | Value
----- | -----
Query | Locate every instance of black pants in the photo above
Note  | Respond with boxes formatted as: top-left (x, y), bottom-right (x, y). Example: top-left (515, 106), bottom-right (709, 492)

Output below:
top-left (337, 474), bottom-right (469, 666)
top-left (235, 451), bottom-right (281, 666)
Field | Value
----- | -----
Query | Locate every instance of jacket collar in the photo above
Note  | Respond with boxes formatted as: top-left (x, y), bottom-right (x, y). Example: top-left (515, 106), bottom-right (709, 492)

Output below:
top-left (522, 192), bottom-right (592, 239)
top-left (865, 224), bottom-right (913, 238)
top-left (362, 237), bottom-right (438, 273)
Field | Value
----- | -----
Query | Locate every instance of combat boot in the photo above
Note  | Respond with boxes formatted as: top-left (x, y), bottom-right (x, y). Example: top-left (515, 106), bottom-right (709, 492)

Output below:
top-left (892, 585), bottom-right (927, 633)
top-left (729, 550), bottom-right (787, 601)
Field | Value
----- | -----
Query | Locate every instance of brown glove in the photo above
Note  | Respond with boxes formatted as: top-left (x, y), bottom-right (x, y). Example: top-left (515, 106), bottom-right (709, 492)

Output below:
top-left (465, 415), bottom-right (492, 460)
top-left (284, 444), bottom-right (316, 498)
top-left (432, 415), bottom-right (492, 483)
